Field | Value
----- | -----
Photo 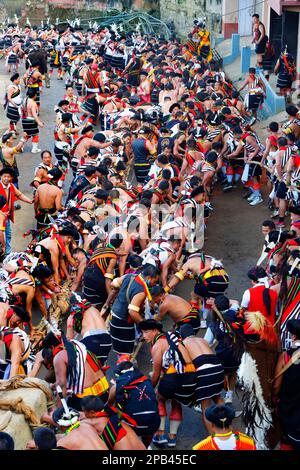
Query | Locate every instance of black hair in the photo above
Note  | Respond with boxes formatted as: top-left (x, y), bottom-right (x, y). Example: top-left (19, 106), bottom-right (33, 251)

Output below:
top-left (10, 305), bottom-right (30, 323)
top-left (81, 395), bottom-right (106, 412)
top-left (278, 137), bottom-right (288, 146)
top-left (58, 99), bottom-right (69, 107)
top-left (141, 190), bottom-right (153, 200)
top-left (190, 185), bottom-right (205, 199)
top-left (10, 73), bottom-right (19, 82)
top-left (67, 207), bottom-right (81, 217)
top-left (93, 132), bottom-right (106, 143)
top-left (286, 319), bottom-right (300, 339)
top-left (32, 264), bottom-right (54, 280)
top-left (286, 133), bottom-right (296, 143)
top-left (214, 295), bottom-right (230, 312)
top-left (0, 432), bottom-right (14, 450)
top-left (2, 132), bottom-right (14, 144)
top-left (205, 404), bottom-right (235, 428)
top-left (158, 180), bottom-right (169, 191)
top-left (206, 151), bottom-right (218, 164)
top-left (190, 176), bottom-right (201, 187)
top-left (151, 285), bottom-right (165, 297)
top-left (41, 150), bottom-right (52, 159)
top-left (127, 255), bottom-right (143, 268)
top-left (109, 234), bottom-right (124, 249)
top-left (269, 122), bottom-right (279, 132)
top-left (61, 112), bottom-right (72, 124)
top-left (142, 265), bottom-right (160, 278)
top-left (262, 220), bottom-right (275, 230)
top-left (162, 169), bottom-right (171, 180)
top-left (179, 121), bottom-right (189, 131)
top-left (157, 154), bottom-right (169, 165)
top-left (33, 427), bottom-right (57, 450)
top-left (82, 125), bottom-right (94, 135)
top-left (27, 88), bottom-right (37, 99)
top-left (247, 266), bottom-right (267, 282)
top-left (41, 347), bottom-right (53, 362)
top-left (139, 198), bottom-right (151, 208)
top-left (286, 105), bottom-right (298, 117)
top-left (84, 166), bottom-right (96, 177)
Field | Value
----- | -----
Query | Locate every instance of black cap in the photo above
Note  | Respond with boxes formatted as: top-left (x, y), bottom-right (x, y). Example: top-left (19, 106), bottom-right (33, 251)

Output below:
top-left (139, 319), bottom-right (163, 332)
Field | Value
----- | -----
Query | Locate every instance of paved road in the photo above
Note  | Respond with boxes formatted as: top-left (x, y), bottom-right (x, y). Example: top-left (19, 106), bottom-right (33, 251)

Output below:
top-left (0, 59), bottom-right (271, 449)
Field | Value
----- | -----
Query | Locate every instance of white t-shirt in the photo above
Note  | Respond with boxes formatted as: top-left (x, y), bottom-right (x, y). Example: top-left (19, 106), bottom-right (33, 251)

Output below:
top-left (214, 434), bottom-right (237, 450)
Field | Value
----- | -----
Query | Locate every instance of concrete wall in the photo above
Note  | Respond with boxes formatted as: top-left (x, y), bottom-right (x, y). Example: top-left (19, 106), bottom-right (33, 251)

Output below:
top-left (222, 0), bottom-right (238, 38)
top-left (160, 0), bottom-right (223, 37)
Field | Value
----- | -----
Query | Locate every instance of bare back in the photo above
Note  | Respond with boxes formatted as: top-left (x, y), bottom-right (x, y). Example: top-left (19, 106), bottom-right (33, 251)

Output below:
top-left (182, 336), bottom-right (214, 361)
top-left (36, 183), bottom-right (62, 210)
top-left (161, 294), bottom-right (191, 321)
top-left (56, 422), bottom-right (108, 450)
top-left (81, 306), bottom-right (107, 335)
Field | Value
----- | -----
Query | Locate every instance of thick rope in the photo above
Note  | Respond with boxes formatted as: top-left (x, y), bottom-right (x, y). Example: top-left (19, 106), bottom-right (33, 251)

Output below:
top-left (0, 375), bottom-right (53, 402)
top-left (0, 410), bottom-right (12, 431)
top-left (0, 397), bottom-right (39, 426)
top-left (31, 280), bottom-right (72, 345)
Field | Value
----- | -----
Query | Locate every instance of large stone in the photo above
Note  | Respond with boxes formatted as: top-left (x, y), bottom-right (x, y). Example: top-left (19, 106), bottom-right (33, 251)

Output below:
top-left (0, 378), bottom-right (51, 450)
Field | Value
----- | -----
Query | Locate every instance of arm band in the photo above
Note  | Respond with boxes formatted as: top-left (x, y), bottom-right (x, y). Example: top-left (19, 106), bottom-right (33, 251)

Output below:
top-left (111, 278), bottom-right (122, 289)
top-left (105, 273), bottom-right (114, 280)
top-left (164, 285), bottom-right (171, 293)
top-left (128, 304), bottom-right (140, 313)
top-left (175, 271), bottom-right (185, 281)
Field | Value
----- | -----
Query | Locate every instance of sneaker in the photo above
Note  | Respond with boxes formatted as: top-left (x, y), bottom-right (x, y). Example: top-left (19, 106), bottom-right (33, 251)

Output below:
top-left (223, 183), bottom-right (233, 192)
top-left (250, 196), bottom-right (263, 206)
top-left (193, 404), bottom-right (202, 413)
top-left (31, 147), bottom-right (41, 154)
top-left (167, 436), bottom-right (177, 448)
top-left (247, 193), bottom-right (256, 202)
top-left (224, 391), bottom-right (233, 404)
top-left (152, 433), bottom-right (168, 446)
top-left (200, 320), bottom-right (207, 329)
top-left (271, 209), bottom-right (279, 219)
top-left (275, 220), bottom-right (285, 228)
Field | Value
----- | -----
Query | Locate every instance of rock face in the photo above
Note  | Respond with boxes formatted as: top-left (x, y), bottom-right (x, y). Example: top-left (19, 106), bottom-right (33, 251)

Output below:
top-left (0, 378), bottom-right (52, 450)
top-left (160, 0), bottom-right (223, 37)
